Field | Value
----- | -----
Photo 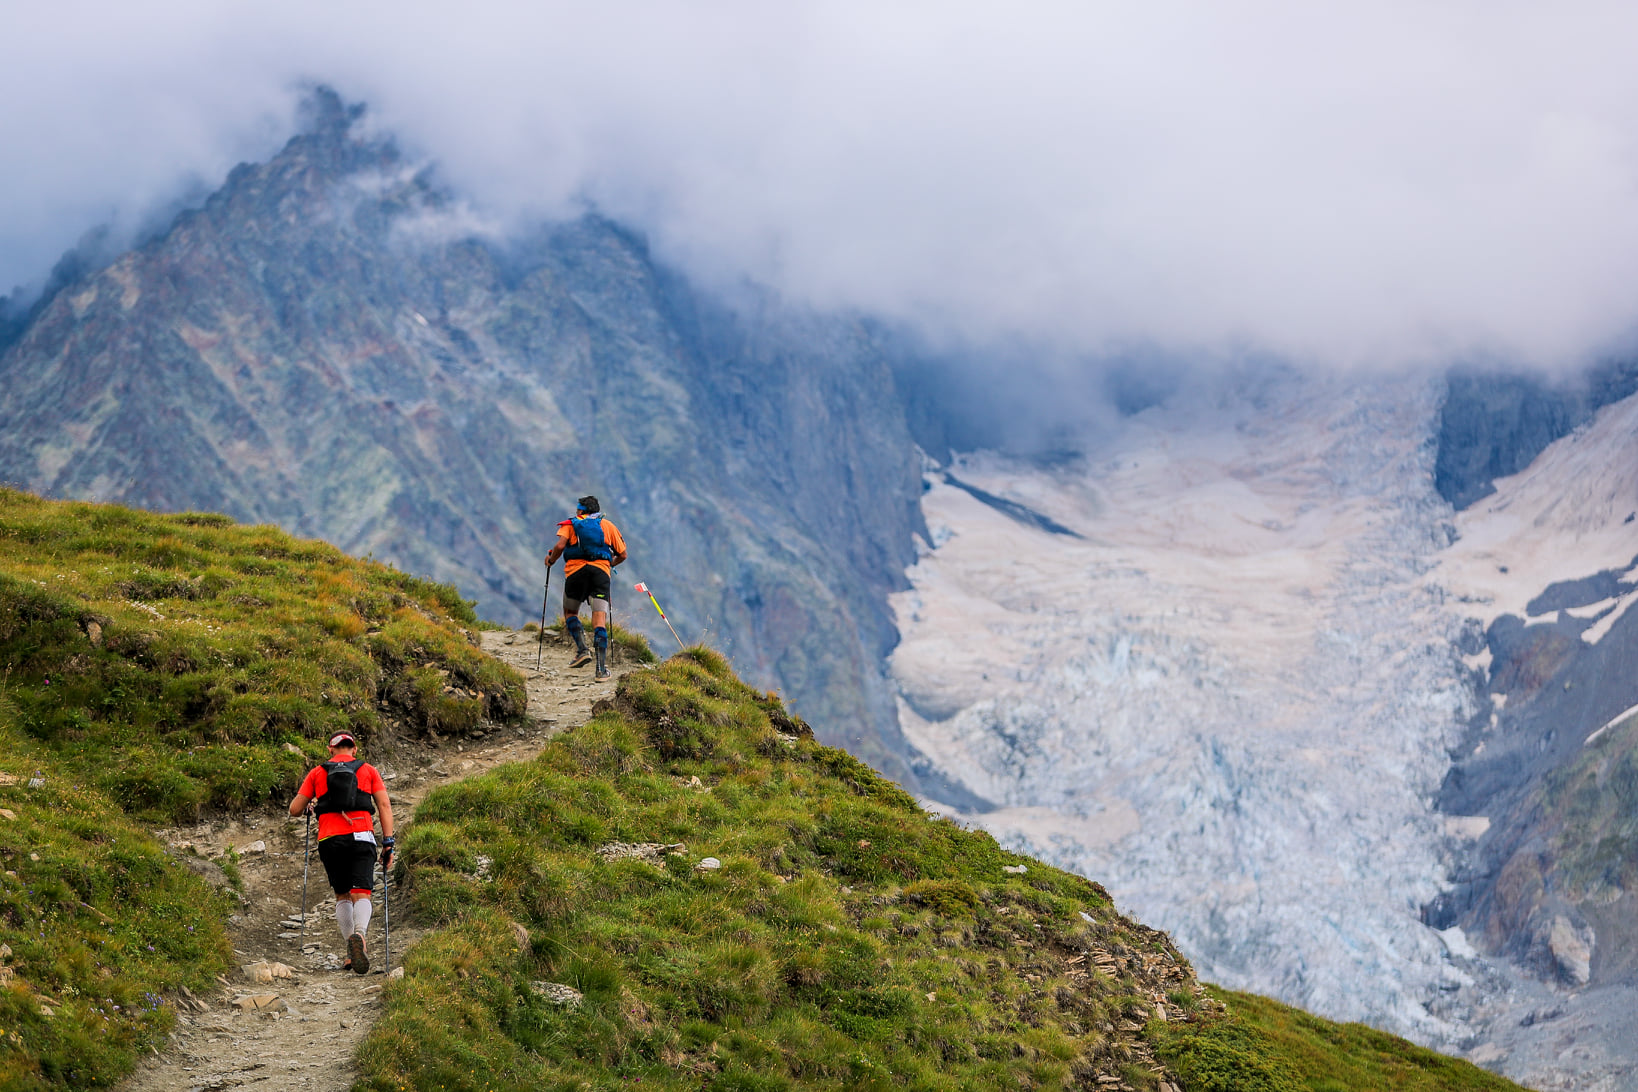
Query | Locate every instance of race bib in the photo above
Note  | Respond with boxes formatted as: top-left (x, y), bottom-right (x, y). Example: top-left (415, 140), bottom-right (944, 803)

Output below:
top-left (352, 831), bottom-right (377, 845)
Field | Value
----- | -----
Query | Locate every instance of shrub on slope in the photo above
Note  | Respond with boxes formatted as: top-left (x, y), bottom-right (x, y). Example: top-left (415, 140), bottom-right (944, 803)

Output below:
top-left (360, 649), bottom-right (1526, 1092)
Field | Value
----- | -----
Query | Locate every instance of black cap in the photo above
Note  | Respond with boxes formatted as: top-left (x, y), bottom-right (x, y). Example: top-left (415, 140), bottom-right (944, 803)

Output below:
top-left (577, 495), bottom-right (600, 514)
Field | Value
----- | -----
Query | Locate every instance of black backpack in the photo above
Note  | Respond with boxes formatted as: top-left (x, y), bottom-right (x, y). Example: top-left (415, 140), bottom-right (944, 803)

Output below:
top-left (316, 758), bottom-right (376, 816)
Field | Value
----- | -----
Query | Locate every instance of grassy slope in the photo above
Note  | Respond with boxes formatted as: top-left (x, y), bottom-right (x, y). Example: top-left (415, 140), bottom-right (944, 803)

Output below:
top-left (360, 649), bottom-right (1528, 1092)
top-left (0, 490), bottom-right (1528, 1091)
top-left (0, 488), bottom-right (528, 1089)
top-left (0, 764), bottom-right (232, 1091)
top-left (1149, 988), bottom-right (1523, 1092)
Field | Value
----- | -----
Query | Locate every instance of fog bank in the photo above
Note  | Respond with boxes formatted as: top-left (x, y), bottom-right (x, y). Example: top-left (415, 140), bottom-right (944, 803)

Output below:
top-left (7, 2), bottom-right (1638, 370)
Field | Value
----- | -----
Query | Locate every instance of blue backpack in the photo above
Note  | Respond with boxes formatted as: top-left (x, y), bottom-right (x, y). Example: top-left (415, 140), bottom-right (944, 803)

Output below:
top-left (566, 514), bottom-right (614, 562)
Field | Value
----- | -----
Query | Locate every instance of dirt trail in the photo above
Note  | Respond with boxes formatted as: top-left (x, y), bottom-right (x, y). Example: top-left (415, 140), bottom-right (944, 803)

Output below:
top-left (121, 628), bottom-right (636, 1092)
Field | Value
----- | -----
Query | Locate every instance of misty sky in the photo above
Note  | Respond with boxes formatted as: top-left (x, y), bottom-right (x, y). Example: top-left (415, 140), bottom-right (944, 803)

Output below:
top-left (6, 1), bottom-right (1638, 371)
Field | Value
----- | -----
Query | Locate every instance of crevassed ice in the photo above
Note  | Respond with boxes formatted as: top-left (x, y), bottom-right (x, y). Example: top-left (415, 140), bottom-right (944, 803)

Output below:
top-left (892, 373), bottom-right (1485, 1044)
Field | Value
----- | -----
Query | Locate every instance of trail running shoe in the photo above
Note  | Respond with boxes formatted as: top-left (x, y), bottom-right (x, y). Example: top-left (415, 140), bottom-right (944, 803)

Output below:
top-left (349, 932), bottom-right (369, 975)
top-left (595, 667), bottom-right (611, 681)
top-left (569, 650), bottom-right (593, 669)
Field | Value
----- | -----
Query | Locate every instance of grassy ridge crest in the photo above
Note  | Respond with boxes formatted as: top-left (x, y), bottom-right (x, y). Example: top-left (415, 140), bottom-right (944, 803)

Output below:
top-left (360, 649), bottom-right (1527, 1092)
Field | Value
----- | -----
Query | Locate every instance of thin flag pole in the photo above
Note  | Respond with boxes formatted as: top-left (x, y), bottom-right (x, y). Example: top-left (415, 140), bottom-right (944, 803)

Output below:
top-left (634, 582), bottom-right (685, 650)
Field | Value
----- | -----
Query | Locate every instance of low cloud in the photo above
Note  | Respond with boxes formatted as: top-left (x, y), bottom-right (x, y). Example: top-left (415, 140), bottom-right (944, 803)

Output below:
top-left (6, 1), bottom-right (1638, 371)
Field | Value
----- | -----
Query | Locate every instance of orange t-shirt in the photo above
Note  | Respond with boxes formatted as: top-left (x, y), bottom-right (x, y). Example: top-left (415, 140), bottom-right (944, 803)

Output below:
top-left (299, 762), bottom-right (386, 841)
top-left (555, 516), bottom-right (627, 576)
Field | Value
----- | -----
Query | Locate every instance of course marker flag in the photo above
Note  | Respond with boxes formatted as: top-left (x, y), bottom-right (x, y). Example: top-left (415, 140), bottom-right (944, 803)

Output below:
top-left (635, 582), bottom-right (685, 650)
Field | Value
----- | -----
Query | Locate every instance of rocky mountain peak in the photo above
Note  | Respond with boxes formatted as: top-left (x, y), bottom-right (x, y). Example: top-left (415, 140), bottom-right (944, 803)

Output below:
top-left (0, 93), bottom-right (926, 786)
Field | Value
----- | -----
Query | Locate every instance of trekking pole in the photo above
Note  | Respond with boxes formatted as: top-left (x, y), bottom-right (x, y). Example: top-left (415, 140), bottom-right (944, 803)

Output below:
top-left (298, 809), bottom-right (312, 939)
top-left (381, 849), bottom-right (391, 975)
top-left (634, 582), bottom-right (685, 650)
top-left (535, 564), bottom-right (552, 672)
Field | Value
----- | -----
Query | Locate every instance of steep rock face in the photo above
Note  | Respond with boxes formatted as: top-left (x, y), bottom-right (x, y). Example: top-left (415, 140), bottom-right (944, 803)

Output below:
top-left (0, 93), bottom-right (924, 780)
top-left (1426, 390), bottom-right (1638, 1090)
top-left (1434, 362), bottom-right (1638, 510)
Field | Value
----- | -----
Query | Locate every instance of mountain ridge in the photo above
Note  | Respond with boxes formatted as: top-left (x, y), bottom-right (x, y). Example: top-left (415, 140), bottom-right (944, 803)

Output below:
top-left (0, 89), bottom-right (927, 786)
top-left (6, 85), bottom-right (1638, 1088)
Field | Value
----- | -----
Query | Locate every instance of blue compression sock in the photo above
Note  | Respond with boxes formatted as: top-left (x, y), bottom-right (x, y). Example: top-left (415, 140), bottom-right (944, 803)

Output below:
top-left (566, 616), bottom-right (586, 651)
top-left (594, 626), bottom-right (608, 651)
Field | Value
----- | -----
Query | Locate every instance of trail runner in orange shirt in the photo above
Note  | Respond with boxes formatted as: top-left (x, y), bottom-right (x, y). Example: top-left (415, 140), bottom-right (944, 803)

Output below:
top-left (544, 495), bottom-right (628, 681)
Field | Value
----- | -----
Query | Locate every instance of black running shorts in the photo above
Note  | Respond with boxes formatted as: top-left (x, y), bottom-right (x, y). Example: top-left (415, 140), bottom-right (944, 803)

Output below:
top-left (563, 566), bottom-right (612, 612)
top-left (318, 834), bottom-right (378, 895)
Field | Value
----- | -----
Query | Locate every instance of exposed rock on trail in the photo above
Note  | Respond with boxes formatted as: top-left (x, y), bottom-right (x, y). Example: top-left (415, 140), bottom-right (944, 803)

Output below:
top-left (120, 628), bottom-right (635, 1092)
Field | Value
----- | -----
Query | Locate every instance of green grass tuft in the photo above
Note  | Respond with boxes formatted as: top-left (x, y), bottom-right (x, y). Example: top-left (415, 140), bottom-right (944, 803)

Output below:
top-left (0, 759), bottom-right (234, 1089)
top-left (1150, 987), bottom-right (1524, 1092)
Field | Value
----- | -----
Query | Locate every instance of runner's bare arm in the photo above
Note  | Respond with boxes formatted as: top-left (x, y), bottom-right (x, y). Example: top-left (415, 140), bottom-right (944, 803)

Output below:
top-left (545, 527), bottom-right (571, 566)
top-left (288, 791), bottom-right (313, 817)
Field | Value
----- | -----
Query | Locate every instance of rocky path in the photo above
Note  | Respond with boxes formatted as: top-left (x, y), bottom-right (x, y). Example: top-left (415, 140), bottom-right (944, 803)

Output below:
top-left (121, 628), bottom-right (638, 1092)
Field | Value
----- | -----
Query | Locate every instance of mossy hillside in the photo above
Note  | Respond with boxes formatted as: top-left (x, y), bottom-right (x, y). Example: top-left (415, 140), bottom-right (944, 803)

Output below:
top-left (0, 742), bottom-right (235, 1091)
top-left (365, 648), bottom-right (1141, 1091)
top-left (0, 489), bottom-right (530, 1090)
top-left (0, 487), bottom-right (527, 823)
top-left (1148, 988), bottom-right (1524, 1092)
top-left (360, 650), bottom-right (1529, 1092)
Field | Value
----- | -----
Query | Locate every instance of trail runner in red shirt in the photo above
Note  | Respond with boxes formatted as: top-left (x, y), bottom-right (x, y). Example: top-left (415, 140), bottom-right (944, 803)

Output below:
top-left (288, 732), bottom-right (395, 974)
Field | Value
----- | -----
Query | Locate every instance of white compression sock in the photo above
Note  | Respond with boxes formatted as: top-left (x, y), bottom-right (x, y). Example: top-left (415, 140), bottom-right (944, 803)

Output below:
top-left (334, 899), bottom-right (354, 941)
top-left (352, 897), bottom-right (372, 937)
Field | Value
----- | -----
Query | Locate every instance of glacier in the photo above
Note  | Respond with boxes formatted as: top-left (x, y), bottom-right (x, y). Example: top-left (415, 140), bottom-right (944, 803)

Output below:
top-left (892, 371), bottom-right (1524, 1044)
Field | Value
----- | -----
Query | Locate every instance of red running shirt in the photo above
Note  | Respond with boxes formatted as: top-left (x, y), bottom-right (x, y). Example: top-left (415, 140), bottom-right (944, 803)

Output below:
top-left (299, 762), bottom-right (386, 841)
